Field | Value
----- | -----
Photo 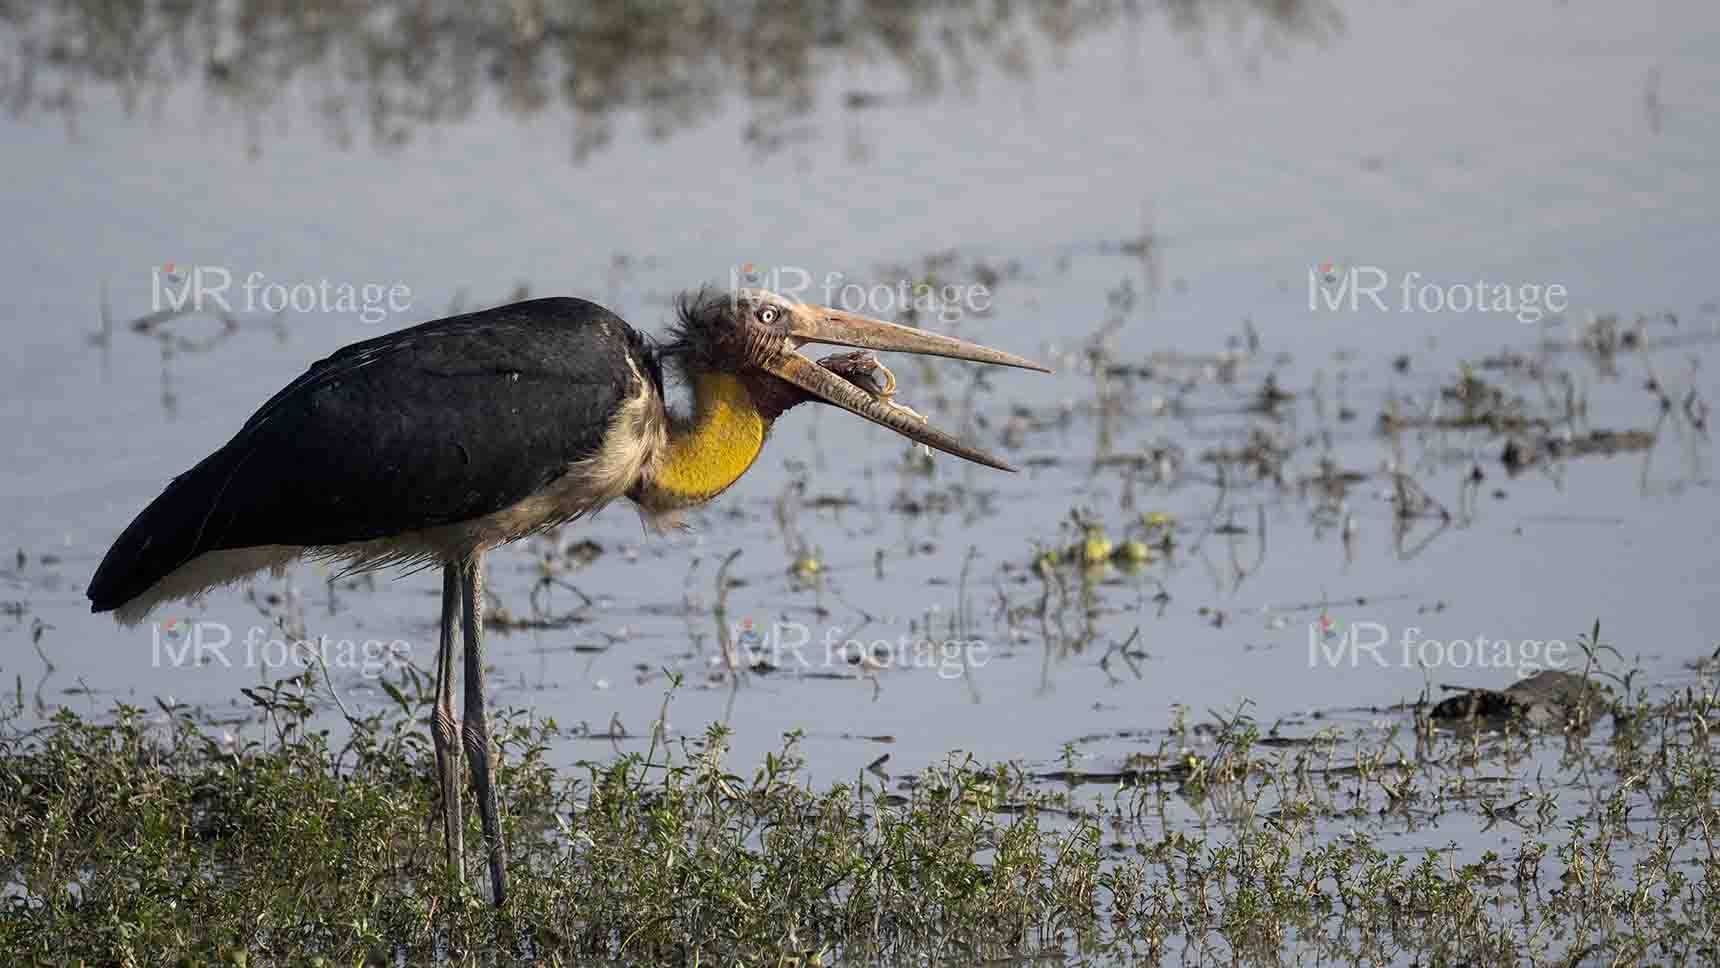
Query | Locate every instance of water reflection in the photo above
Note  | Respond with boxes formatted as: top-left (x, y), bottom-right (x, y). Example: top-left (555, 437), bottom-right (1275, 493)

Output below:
top-left (1, 0), bottom-right (1342, 162)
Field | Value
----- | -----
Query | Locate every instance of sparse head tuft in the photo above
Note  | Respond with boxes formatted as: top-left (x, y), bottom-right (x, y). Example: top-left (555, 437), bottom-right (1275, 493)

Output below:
top-left (669, 288), bottom-right (799, 372)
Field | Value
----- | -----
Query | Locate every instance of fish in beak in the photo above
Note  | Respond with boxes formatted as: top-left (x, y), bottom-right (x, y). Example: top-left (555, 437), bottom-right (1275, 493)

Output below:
top-left (765, 305), bottom-right (1051, 472)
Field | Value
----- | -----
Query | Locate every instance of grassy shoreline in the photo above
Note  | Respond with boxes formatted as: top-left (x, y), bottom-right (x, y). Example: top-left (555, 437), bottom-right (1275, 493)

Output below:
top-left (1, 666), bottom-right (1715, 966)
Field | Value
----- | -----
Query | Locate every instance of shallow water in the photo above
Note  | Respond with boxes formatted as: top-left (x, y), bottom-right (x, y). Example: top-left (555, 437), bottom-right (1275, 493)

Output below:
top-left (2, 0), bottom-right (1717, 904)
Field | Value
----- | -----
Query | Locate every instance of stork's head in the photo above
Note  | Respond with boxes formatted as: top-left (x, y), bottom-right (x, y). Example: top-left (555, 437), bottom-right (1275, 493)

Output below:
top-left (669, 288), bottom-right (1049, 470)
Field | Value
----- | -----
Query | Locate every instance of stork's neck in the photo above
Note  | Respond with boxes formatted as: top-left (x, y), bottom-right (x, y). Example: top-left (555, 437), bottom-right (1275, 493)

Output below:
top-left (633, 370), bottom-right (772, 513)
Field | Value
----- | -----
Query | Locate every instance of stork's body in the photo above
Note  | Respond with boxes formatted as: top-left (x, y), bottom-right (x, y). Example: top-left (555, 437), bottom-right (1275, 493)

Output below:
top-left (89, 290), bottom-right (1045, 906)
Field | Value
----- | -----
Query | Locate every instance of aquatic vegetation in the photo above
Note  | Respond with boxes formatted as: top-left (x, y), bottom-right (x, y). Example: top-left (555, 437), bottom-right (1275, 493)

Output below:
top-left (1, 664), bottom-right (1717, 965)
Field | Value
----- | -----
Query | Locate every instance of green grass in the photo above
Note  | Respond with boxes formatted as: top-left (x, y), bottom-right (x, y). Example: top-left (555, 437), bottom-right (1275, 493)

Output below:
top-left (1, 669), bottom-right (1717, 965)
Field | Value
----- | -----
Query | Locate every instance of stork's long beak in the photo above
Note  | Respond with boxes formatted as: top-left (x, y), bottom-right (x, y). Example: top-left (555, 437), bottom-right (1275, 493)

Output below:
top-left (787, 308), bottom-right (1051, 373)
top-left (767, 307), bottom-right (1051, 472)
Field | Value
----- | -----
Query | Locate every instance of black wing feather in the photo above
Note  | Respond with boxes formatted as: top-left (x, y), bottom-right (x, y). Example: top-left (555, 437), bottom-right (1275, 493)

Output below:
top-left (89, 297), bottom-right (660, 612)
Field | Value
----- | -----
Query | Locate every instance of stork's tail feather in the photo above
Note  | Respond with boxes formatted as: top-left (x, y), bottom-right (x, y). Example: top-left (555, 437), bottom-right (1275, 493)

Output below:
top-left (88, 449), bottom-right (245, 622)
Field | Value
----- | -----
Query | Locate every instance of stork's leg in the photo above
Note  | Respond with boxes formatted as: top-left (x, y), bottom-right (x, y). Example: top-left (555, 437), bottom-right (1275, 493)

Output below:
top-left (460, 553), bottom-right (509, 907)
top-left (432, 564), bottom-right (465, 884)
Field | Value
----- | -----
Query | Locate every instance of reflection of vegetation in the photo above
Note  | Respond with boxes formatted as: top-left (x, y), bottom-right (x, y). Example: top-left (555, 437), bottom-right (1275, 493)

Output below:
top-left (0, 0), bottom-right (1342, 162)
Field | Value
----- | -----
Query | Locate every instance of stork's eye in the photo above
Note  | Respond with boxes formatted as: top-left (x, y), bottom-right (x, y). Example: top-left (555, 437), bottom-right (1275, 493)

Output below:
top-left (757, 306), bottom-right (779, 324)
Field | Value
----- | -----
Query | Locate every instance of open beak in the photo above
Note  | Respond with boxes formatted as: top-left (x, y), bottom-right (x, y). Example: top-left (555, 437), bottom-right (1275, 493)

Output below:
top-left (765, 306), bottom-right (1051, 472)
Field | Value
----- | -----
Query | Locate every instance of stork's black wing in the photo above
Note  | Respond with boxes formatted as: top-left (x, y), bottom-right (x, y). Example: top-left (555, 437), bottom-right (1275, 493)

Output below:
top-left (89, 297), bottom-right (661, 613)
